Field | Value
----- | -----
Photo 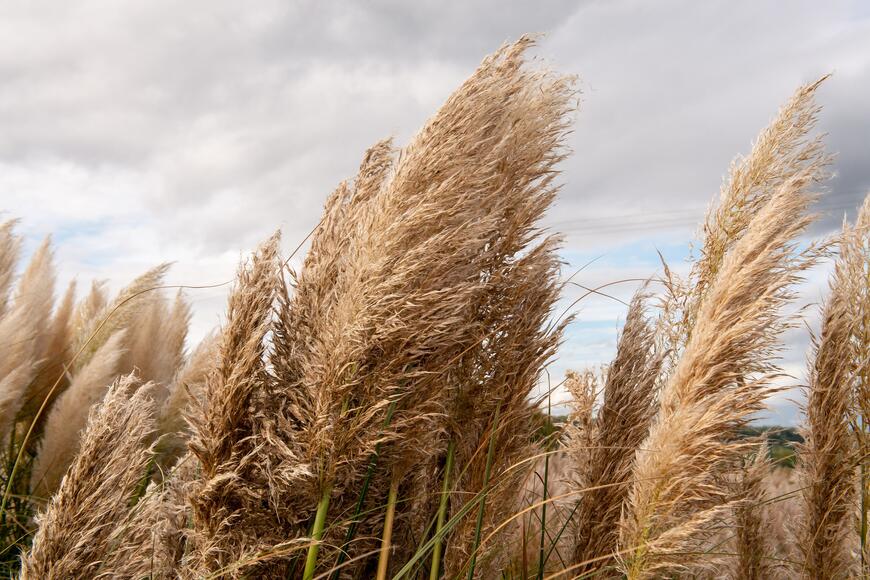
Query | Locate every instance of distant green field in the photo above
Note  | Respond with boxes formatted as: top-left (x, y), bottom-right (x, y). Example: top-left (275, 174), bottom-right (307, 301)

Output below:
top-left (739, 425), bottom-right (803, 468)
top-left (549, 417), bottom-right (803, 468)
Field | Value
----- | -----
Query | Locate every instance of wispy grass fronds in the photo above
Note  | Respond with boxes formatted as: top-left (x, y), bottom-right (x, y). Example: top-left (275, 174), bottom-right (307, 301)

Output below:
top-left (126, 289), bottom-right (191, 388)
top-left (269, 139), bottom-right (397, 539)
top-left (18, 280), bottom-right (76, 424)
top-left (618, 100), bottom-right (825, 577)
top-left (442, 236), bottom-right (567, 579)
top-left (0, 231), bottom-right (194, 573)
top-left (570, 293), bottom-right (663, 574)
top-left (847, 193), bottom-right (870, 573)
top-left (564, 369), bottom-right (598, 452)
top-left (101, 457), bottom-right (194, 579)
top-left (382, 38), bottom-right (575, 578)
top-left (70, 280), bottom-right (108, 342)
top-left (683, 77), bottom-right (830, 339)
top-left (266, 36), bottom-right (573, 577)
top-left (0, 220), bottom-right (22, 317)
top-left (155, 332), bottom-right (218, 468)
top-left (30, 331), bottom-right (126, 498)
top-left (0, 238), bottom-right (56, 441)
top-left (186, 233), bottom-right (282, 577)
top-left (4, 39), bottom-right (863, 580)
top-left (797, 195), bottom-right (868, 579)
top-left (21, 375), bottom-right (156, 579)
top-left (733, 441), bottom-right (775, 580)
top-left (72, 263), bottom-right (170, 372)
top-left (265, 142), bottom-right (399, 578)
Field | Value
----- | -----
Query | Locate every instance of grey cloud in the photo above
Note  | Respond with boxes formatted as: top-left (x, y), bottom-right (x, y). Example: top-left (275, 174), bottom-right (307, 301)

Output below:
top-left (2, 1), bottom-right (866, 255)
top-left (0, 0), bottom-right (581, 252)
top-left (0, 0), bottom-right (579, 163)
top-left (546, 0), bottom-right (870, 244)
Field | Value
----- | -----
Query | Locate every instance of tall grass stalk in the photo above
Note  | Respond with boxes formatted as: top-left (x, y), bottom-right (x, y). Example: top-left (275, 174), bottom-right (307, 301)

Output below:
top-left (429, 440), bottom-right (455, 580)
top-left (393, 463), bottom-right (505, 580)
top-left (21, 376), bottom-right (156, 578)
top-left (798, 193), bottom-right (869, 579)
top-left (467, 406), bottom-right (500, 580)
top-left (619, 78), bottom-right (828, 578)
top-left (849, 194), bottom-right (870, 574)
top-left (569, 293), bottom-right (661, 574)
top-left (734, 441), bottom-right (774, 579)
top-left (186, 234), bottom-right (281, 576)
top-left (303, 485), bottom-right (333, 580)
top-left (376, 480), bottom-right (400, 580)
top-left (537, 390), bottom-right (552, 579)
top-left (331, 400), bottom-right (397, 579)
top-left (10, 37), bottom-right (869, 580)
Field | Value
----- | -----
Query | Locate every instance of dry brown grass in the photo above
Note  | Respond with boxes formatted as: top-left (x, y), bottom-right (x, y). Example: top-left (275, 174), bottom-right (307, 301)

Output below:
top-left (617, 79), bottom-right (827, 579)
top-left (21, 375), bottom-right (157, 579)
top-left (0, 221), bottom-right (21, 317)
top-left (101, 457), bottom-right (194, 579)
top-left (0, 238), bottom-right (55, 441)
top-left (2, 37), bottom-right (869, 580)
top-left (683, 77), bottom-right (829, 340)
top-left (260, 36), bottom-right (573, 578)
top-left (0, 219), bottom-right (204, 572)
top-left (568, 293), bottom-right (663, 575)
top-left (155, 332), bottom-right (219, 469)
top-left (733, 441), bottom-right (776, 580)
top-left (849, 194), bottom-right (870, 574)
top-left (185, 233), bottom-right (283, 577)
top-left (765, 466), bottom-right (803, 567)
top-left (30, 330), bottom-right (127, 498)
top-left (796, 194), bottom-right (869, 579)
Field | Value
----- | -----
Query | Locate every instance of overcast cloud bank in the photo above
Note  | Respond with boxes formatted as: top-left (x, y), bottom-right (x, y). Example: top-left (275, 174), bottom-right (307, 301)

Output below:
top-left (2, 1), bottom-right (868, 423)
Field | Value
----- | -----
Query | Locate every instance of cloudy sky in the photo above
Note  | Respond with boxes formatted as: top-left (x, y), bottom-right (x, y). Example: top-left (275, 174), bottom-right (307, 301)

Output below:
top-left (2, 1), bottom-right (868, 423)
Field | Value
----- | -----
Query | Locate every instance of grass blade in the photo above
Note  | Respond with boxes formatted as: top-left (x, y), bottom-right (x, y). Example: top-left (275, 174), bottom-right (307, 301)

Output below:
top-left (538, 390), bottom-right (552, 579)
top-left (467, 405), bottom-right (500, 579)
top-left (429, 440), bottom-right (455, 580)
top-left (331, 401), bottom-right (397, 579)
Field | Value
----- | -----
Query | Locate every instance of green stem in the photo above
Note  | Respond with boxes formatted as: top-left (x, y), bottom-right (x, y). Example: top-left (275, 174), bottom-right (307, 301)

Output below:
top-left (545, 500), bottom-right (580, 565)
top-left (330, 401), bottom-right (397, 579)
top-left (376, 479), bottom-right (400, 580)
top-left (429, 440), bottom-right (455, 580)
top-left (393, 483), bottom-right (490, 580)
top-left (467, 405), bottom-right (500, 580)
top-left (303, 484), bottom-right (332, 580)
top-left (132, 455), bottom-right (157, 505)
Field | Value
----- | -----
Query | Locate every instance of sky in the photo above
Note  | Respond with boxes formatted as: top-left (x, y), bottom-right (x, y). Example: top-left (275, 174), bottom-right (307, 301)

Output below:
top-left (2, 1), bottom-right (869, 424)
